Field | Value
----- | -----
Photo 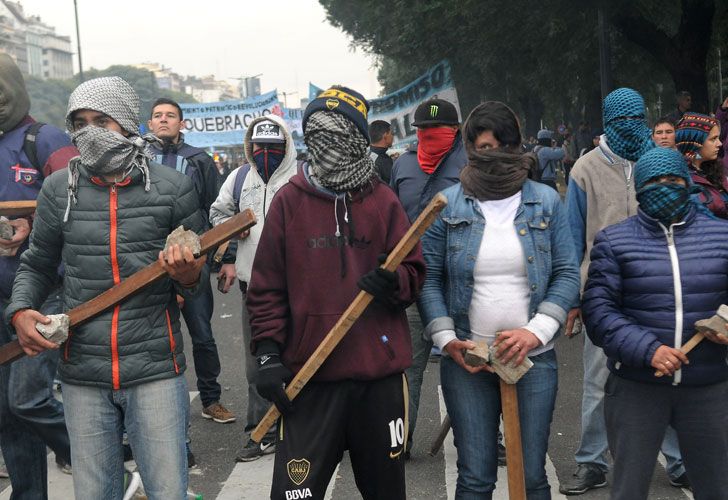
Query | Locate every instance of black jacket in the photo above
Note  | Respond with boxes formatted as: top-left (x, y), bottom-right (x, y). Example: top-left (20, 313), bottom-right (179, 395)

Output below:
top-left (370, 145), bottom-right (393, 184)
top-left (151, 135), bottom-right (219, 220)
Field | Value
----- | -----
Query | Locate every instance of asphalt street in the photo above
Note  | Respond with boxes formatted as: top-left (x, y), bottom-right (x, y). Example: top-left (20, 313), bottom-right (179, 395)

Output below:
top-left (185, 277), bottom-right (693, 500)
top-left (0, 274), bottom-right (694, 499)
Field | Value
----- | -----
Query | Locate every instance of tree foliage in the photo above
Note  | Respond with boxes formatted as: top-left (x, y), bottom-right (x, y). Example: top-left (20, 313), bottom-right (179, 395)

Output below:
top-left (27, 66), bottom-right (196, 129)
top-left (320, 0), bottom-right (727, 136)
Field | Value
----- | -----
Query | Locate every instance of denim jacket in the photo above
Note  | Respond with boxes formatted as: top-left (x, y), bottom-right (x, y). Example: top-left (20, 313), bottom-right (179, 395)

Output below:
top-left (419, 180), bottom-right (580, 341)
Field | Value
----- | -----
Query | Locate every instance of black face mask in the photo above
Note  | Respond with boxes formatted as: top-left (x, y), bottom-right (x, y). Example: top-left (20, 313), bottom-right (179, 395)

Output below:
top-left (253, 146), bottom-right (285, 183)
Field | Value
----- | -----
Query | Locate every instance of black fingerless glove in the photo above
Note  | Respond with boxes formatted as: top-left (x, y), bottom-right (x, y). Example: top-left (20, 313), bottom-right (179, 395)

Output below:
top-left (255, 340), bottom-right (294, 415)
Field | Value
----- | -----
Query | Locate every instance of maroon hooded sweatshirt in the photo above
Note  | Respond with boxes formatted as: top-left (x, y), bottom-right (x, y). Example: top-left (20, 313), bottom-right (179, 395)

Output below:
top-left (247, 165), bottom-right (425, 381)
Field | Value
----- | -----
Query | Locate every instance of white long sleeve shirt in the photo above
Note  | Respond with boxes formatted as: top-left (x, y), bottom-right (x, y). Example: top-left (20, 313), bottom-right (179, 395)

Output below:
top-left (431, 192), bottom-right (559, 356)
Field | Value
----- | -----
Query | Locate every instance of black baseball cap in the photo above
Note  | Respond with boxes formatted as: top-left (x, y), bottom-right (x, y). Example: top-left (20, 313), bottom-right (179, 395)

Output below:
top-left (412, 98), bottom-right (459, 127)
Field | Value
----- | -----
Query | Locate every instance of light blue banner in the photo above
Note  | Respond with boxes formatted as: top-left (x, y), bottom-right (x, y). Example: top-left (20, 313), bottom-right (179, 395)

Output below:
top-left (180, 90), bottom-right (283, 148)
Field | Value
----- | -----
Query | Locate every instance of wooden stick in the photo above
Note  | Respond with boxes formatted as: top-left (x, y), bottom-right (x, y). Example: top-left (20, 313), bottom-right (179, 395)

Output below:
top-left (0, 209), bottom-right (257, 366)
top-left (251, 193), bottom-right (448, 443)
top-left (0, 201), bottom-right (37, 217)
top-left (654, 332), bottom-right (705, 377)
top-left (429, 414), bottom-right (451, 457)
top-left (213, 240), bottom-right (230, 263)
top-left (500, 379), bottom-right (526, 500)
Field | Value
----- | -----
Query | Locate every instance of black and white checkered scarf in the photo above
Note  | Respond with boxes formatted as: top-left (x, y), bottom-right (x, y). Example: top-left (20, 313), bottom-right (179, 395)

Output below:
top-left (305, 111), bottom-right (375, 192)
top-left (63, 76), bottom-right (160, 222)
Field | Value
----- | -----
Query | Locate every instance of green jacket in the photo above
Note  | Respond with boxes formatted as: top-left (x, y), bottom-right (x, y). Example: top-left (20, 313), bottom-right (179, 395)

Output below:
top-left (5, 162), bottom-right (207, 389)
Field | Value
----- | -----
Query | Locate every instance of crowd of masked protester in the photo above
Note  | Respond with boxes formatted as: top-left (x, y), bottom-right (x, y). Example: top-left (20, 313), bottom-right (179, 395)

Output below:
top-left (1, 49), bottom-right (727, 499)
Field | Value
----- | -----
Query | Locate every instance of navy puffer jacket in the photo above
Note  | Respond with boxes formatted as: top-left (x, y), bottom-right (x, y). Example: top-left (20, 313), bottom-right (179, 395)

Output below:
top-left (583, 207), bottom-right (728, 386)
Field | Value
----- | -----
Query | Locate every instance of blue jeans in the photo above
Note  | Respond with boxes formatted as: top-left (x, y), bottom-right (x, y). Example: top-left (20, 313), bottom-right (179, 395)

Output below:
top-left (180, 268), bottom-right (221, 408)
top-left (63, 376), bottom-right (189, 500)
top-left (575, 336), bottom-right (684, 478)
top-left (442, 350), bottom-right (558, 500)
top-left (0, 291), bottom-right (71, 500)
top-left (403, 305), bottom-right (430, 448)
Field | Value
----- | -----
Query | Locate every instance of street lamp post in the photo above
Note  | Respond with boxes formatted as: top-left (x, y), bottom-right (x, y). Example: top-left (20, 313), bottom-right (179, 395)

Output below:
top-left (279, 90), bottom-right (298, 108)
top-left (597, 5), bottom-right (612, 100)
top-left (242, 73), bottom-right (262, 98)
top-left (73, 0), bottom-right (84, 82)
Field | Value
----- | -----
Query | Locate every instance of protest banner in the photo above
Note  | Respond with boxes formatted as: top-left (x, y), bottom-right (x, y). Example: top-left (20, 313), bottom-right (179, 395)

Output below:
top-left (180, 90), bottom-right (283, 148)
top-left (283, 107), bottom-right (305, 151)
top-left (310, 60), bottom-right (460, 150)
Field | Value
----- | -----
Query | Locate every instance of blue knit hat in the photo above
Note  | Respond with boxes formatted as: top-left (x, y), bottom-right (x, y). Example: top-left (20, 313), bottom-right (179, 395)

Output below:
top-left (634, 147), bottom-right (691, 191)
top-left (303, 85), bottom-right (370, 144)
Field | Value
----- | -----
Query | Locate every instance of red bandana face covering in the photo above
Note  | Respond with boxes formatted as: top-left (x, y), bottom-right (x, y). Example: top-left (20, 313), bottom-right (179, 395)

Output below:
top-left (417, 127), bottom-right (457, 174)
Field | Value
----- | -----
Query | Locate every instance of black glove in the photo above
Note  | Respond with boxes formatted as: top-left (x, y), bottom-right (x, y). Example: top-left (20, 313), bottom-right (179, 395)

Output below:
top-left (357, 253), bottom-right (399, 303)
top-left (255, 340), bottom-right (294, 415)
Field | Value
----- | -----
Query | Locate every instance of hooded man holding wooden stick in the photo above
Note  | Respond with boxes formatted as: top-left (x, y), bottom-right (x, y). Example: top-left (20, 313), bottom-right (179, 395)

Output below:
top-left (247, 85), bottom-right (425, 500)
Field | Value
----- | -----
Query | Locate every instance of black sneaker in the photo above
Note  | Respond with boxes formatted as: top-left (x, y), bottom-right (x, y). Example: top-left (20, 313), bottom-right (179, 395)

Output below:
top-left (187, 442), bottom-right (197, 468)
top-left (234, 438), bottom-right (276, 462)
top-left (55, 455), bottom-right (72, 475)
top-left (123, 443), bottom-right (134, 462)
top-left (559, 463), bottom-right (607, 495)
top-left (669, 472), bottom-right (691, 490)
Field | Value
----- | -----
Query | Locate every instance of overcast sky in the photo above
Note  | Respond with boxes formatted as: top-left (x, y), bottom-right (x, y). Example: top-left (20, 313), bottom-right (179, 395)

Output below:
top-left (18, 0), bottom-right (381, 107)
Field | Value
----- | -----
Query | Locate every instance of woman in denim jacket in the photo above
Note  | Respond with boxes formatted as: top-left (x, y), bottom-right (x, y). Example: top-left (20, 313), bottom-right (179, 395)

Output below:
top-left (419, 102), bottom-right (580, 499)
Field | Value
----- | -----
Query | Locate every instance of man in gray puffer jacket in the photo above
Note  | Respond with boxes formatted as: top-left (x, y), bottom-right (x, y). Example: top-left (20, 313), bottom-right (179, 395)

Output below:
top-left (5, 76), bottom-right (207, 499)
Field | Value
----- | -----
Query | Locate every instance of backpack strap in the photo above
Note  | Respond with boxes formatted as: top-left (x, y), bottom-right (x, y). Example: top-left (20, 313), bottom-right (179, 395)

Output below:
top-left (175, 155), bottom-right (189, 175)
top-left (22, 122), bottom-right (45, 172)
top-left (233, 164), bottom-right (252, 214)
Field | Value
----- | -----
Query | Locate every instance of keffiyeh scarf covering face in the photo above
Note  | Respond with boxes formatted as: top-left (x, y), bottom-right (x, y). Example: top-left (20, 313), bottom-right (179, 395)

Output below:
top-left (635, 147), bottom-right (695, 226)
top-left (64, 76), bottom-right (159, 222)
top-left (603, 88), bottom-right (654, 162)
top-left (304, 111), bottom-right (375, 192)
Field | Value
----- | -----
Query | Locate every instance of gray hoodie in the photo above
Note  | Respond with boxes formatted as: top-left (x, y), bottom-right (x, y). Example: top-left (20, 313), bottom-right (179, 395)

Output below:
top-left (209, 114), bottom-right (298, 283)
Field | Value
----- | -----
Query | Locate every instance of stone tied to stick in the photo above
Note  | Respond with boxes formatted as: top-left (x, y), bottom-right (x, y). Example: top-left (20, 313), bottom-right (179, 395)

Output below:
top-left (695, 304), bottom-right (728, 338)
top-left (464, 338), bottom-right (533, 384)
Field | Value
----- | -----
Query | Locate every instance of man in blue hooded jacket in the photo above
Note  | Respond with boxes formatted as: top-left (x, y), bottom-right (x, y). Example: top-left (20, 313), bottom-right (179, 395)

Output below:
top-left (560, 88), bottom-right (687, 494)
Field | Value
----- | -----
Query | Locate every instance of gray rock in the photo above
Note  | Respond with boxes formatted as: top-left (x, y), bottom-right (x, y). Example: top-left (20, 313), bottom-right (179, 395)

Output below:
top-left (463, 339), bottom-right (533, 384)
top-left (695, 315), bottom-right (728, 338)
top-left (464, 341), bottom-right (491, 367)
top-left (164, 226), bottom-right (201, 257)
top-left (0, 219), bottom-right (14, 257)
top-left (0, 219), bottom-right (13, 240)
top-left (35, 314), bottom-right (69, 344)
top-left (716, 304), bottom-right (728, 323)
